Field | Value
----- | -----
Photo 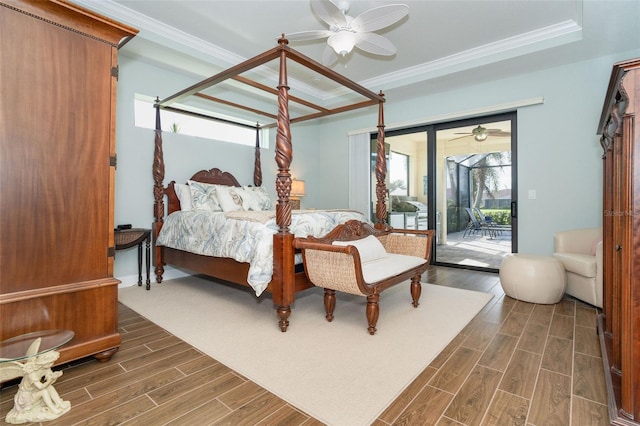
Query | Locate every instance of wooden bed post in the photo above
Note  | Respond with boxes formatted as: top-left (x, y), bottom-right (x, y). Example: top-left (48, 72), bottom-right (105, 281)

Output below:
top-left (254, 124), bottom-right (262, 187)
top-left (152, 99), bottom-right (166, 282)
top-left (375, 92), bottom-right (388, 229)
top-left (273, 37), bottom-right (295, 331)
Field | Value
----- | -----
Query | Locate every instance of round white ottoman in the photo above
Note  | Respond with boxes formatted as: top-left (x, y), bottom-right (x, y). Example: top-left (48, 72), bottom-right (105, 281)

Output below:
top-left (499, 254), bottom-right (566, 304)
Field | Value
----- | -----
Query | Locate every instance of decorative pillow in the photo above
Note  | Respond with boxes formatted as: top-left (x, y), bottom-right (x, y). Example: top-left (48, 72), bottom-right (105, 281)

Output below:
top-left (236, 187), bottom-right (263, 211)
top-left (213, 185), bottom-right (243, 212)
top-left (242, 185), bottom-right (273, 210)
top-left (188, 180), bottom-right (222, 211)
top-left (333, 235), bottom-right (388, 263)
top-left (174, 183), bottom-right (193, 211)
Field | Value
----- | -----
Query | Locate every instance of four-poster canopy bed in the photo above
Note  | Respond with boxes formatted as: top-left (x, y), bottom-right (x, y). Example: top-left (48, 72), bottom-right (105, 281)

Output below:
top-left (152, 36), bottom-right (392, 331)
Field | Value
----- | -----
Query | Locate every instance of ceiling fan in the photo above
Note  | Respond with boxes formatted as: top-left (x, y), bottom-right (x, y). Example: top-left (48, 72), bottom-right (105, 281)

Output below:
top-left (451, 125), bottom-right (512, 142)
top-left (284, 0), bottom-right (409, 66)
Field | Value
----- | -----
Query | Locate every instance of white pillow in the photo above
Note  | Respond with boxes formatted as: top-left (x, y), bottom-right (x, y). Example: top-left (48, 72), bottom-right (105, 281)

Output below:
top-left (174, 183), bottom-right (193, 211)
top-left (233, 187), bottom-right (263, 211)
top-left (188, 180), bottom-right (222, 211)
top-left (215, 186), bottom-right (246, 212)
top-left (240, 188), bottom-right (264, 211)
top-left (333, 235), bottom-right (388, 263)
top-left (242, 185), bottom-right (273, 210)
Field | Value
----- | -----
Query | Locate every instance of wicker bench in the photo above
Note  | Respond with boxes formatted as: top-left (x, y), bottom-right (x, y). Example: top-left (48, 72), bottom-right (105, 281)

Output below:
top-left (293, 220), bottom-right (434, 335)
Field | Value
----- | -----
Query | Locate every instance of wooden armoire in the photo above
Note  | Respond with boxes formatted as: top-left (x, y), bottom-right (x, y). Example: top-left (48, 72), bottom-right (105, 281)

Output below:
top-left (597, 57), bottom-right (640, 425)
top-left (0, 1), bottom-right (137, 363)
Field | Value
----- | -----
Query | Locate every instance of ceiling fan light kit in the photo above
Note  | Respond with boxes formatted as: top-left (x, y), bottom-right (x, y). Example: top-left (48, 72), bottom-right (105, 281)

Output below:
top-left (284, 0), bottom-right (409, 64)
top-left (328, 30), bottom-right (357, 56)
top-left (473, 126), bottom-right (489, 141)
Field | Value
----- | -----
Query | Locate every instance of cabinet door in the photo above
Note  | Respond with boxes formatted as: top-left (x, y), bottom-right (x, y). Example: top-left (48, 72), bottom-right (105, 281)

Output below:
top-left (0, 7), bottom-right (113, 293)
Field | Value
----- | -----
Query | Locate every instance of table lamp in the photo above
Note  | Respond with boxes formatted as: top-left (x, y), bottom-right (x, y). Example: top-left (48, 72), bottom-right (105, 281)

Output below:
top-left (291, 179), bottom-right (306, 210)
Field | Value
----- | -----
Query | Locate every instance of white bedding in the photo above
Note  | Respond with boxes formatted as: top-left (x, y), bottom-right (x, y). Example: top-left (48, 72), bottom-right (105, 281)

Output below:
top-left (156, 209), bottom-right (369, 295)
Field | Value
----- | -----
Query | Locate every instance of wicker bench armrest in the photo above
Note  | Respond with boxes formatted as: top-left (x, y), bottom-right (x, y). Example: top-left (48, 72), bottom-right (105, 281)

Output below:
top-left (300, 247), bottom-right (368, 296)
top-left (383, 230), bottom-right (434, 260)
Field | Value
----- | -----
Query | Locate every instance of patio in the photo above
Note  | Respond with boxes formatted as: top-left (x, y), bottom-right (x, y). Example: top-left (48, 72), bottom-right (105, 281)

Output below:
top-left (435, 228), bottom-right (511, 270)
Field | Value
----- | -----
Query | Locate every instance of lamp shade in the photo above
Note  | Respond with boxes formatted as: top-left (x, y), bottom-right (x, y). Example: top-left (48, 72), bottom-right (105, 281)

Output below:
top-left (291, 179), bottom-right (306, 197)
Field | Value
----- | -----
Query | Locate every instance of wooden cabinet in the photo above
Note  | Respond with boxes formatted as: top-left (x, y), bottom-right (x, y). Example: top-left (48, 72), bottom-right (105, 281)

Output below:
top-left (597, 57), bottom-right (640, 425)
top-left (0, 0), bottom-right (137, 363)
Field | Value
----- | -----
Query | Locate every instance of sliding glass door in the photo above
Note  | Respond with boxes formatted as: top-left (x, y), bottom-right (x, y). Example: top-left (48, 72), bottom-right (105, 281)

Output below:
top-left (371, 112), bottom-right (517, 272)
top-left (434, 115), bottom-right (516, 271)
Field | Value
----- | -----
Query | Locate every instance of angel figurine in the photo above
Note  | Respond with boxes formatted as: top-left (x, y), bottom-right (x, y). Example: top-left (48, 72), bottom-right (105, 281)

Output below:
top-left (1, 337), bottom-right (71, 424)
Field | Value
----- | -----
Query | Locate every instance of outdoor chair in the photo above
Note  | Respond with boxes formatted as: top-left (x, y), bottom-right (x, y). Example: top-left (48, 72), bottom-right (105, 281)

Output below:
top-left (463, 207), bottom-right (497, 238)
top-left (473, 207), bottom-right (510, 235)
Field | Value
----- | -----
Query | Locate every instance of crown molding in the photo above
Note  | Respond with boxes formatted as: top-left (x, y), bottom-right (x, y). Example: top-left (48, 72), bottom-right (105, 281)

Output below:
top-left (75, 0), bottom-right (583, 104)
top-left (354, 19), bottom-right (583, 96)
top-left (74, 0), bottom-right (243, 67)
top-left (74, 0), bottom-right (331, 102)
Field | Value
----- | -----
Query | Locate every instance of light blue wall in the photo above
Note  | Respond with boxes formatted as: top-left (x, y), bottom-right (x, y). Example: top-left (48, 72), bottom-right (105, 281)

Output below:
top-left (113, 49), bottom-right (639, 283)
top-left (114, 56), bottom-right (326, 283)
top-left (304, 50), bottom-right (640, 255)
top-left (114, 58), bottom-right (269, 282)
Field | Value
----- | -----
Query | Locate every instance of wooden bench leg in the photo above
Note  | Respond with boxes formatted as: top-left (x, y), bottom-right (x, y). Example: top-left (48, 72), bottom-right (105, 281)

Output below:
top-left (276, 306), bottom-right (290, 332)
top-left (411, 275), bottom-right (422, 308)
top-left (366, 293), bottom-right (380, 335)
top-left (324, 289), bottom-right (336, 322)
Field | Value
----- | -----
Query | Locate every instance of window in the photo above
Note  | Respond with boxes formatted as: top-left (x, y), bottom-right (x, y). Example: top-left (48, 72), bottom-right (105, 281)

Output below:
top-left (134, 95), bottom-right (269, 148)
top-left (389, 151), bottom-right (409, 195)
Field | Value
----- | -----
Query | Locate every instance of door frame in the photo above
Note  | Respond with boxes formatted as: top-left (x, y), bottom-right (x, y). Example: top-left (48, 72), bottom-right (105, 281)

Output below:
top-left (374, 111), bottom-right (518, 272)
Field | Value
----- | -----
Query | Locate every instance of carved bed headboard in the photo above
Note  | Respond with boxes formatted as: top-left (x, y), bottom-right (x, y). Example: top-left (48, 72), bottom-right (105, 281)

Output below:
top-left (165, 168), bottom-right (241, 215)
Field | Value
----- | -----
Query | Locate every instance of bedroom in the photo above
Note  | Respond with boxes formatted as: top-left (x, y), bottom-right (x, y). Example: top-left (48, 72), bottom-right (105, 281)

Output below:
top-left (1, 0), bottom-right (639, 424)
top-left (102, 0), bottom-right (639, 282)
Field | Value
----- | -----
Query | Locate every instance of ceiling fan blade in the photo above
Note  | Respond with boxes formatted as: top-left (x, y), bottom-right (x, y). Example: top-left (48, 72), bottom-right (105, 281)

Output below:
top-left (449, 135), bottom-right (473, 141)
top-left (322, 45), bottom-right (339, 66)
top-left (285, 30), bottom-right (333, 42)
top-left (484, 128), bottom-right (511, 134)
top-left (351, 4), bottom-right (409, 33)
top-left (488, 131), bottom-right (511, 137)
top-left (354, 33), bottom-right (397, 56)
top-left (311, 0), bottom-right (347, 28)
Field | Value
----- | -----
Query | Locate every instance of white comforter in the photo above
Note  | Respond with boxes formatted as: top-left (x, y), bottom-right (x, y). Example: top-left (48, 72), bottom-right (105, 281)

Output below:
top-left (156, 209), bottom-right (368, 295)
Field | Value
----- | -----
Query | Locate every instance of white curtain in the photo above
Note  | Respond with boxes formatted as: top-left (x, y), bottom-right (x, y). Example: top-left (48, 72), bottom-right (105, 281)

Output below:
top-left (348, 132), bottom-right (371, 218)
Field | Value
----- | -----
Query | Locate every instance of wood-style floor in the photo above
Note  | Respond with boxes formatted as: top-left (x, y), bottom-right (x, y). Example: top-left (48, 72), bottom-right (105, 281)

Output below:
top-left (0, 266), bottom-right (608, 425)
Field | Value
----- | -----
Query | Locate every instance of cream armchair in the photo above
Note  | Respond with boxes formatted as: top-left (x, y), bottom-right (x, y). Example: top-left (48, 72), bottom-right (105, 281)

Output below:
top-left (553, 227), bottom-right (603, 308)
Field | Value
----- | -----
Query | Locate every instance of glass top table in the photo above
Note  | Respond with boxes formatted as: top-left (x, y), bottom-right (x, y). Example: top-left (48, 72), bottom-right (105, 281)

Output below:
top-left (0, 330), bottom-right (74, 363)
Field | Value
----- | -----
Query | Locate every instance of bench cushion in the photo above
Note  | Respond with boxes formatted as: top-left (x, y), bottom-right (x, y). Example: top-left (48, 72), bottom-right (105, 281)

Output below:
top-left (333, 235), bottom-right (388, 263)
top-left (362, 253), bottom-right (426, 284)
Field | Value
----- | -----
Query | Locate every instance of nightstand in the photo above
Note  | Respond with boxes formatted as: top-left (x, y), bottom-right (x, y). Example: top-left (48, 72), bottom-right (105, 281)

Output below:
top-left (114, 228), bottom-right (151, 290)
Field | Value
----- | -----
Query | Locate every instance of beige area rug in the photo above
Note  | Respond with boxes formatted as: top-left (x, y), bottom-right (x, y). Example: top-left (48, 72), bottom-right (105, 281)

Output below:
top-left (118, 276), bottom-right (492, 426)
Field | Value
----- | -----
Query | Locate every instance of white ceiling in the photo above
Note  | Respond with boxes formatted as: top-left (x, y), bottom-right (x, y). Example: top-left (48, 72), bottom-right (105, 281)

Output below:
top-left (77, 0), bottom-right (639, 104)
